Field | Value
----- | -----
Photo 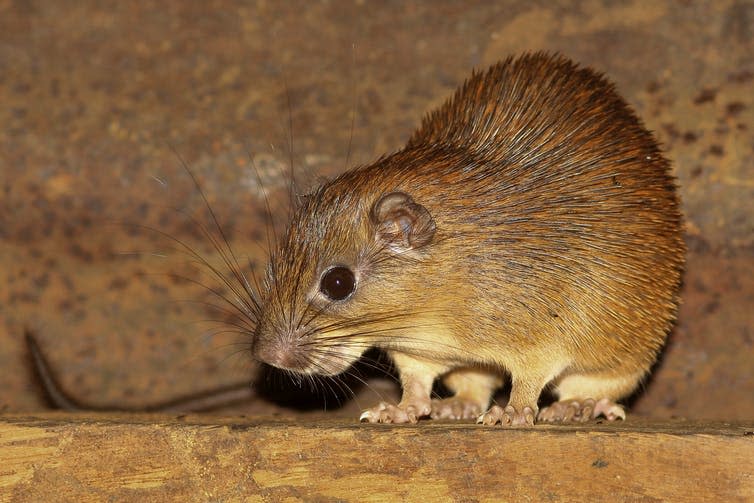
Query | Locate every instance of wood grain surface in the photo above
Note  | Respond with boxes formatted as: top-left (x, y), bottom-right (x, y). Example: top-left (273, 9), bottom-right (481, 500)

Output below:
top-left (1, 414), bottom-right (752, 502)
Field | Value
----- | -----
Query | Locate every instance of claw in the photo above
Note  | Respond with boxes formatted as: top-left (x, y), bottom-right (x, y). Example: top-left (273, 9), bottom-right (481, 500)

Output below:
top-left (594, 398), bottom-right (626, 421)
top-left (430, 397), bottom-right (484, 420)
top-left (360, 400), bottom-right (431, 424)
top-left (477, 404), bottom-right (535, 427)
top-left (538, 398), bottom-right (625, 423)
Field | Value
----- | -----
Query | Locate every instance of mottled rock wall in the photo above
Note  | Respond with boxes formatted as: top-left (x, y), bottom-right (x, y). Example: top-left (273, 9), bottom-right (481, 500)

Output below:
top-left (1, 1), bottom-right (752, 419)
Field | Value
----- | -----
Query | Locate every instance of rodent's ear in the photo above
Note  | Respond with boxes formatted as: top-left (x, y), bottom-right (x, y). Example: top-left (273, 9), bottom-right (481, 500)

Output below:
top-left (370, 191), bottom-right (436, 252)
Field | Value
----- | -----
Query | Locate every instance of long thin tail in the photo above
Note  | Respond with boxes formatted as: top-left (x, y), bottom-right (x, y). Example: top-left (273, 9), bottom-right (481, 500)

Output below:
top-left (25, 330), bottom-right (255, 413)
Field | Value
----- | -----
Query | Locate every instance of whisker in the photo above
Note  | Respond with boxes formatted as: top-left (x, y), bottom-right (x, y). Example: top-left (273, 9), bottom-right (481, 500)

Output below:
top-left (243, 144), bottom-right (278, 258)
top-left (158, 271), bottom-right (258, 328)
top-left (168, 147), bottom-right (263, 318)
top-left (343, 42), bottom-right (358, 172)
top-left (173, 299), bottom-right (255, 329)
top-left (116, 220), bottom-right (258, 319)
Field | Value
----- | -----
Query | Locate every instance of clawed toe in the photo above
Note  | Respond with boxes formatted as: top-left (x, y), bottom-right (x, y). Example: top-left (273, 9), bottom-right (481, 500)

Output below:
top-left (538, 398), bottom-right (625, 423)
top-left (593, 397), bottom-right (626, 421)
top-left (430, 397), bottom-right (484, 420)
top-left (538, 399), bottom-right (595, 423)
top-left (477, 404), bottom-right (535, 427)
top-left (360, 400), bottom-right (431, 424)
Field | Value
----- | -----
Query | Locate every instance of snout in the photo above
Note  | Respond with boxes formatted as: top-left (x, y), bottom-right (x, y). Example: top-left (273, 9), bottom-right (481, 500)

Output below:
top-left (253, 335), bottom-right (311, 373)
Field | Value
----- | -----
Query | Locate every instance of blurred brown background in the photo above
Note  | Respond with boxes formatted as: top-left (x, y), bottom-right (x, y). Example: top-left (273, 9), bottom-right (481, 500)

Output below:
top-left (1, 1), bottom-right (752, 420)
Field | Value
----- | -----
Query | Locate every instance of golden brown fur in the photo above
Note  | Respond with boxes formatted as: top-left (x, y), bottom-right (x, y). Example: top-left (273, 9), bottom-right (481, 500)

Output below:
top-left (253, 53), bottom-right (685, 425)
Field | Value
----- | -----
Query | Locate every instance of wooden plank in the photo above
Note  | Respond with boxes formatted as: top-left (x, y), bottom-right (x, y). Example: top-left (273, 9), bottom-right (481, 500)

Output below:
top-left (1, 413), bottom-right (752, 502)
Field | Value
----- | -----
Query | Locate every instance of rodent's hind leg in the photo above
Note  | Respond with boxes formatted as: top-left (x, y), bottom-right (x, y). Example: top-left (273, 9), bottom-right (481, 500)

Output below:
top-left (430, 368), bottom-right (502, 420)
top-left (359, 353), bottom-right (450, 424)
top-left (538, 370), bottom-right (644, 422)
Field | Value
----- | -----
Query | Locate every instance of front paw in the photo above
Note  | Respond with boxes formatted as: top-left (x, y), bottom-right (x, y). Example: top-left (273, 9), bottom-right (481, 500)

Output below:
top-left (477, 404), bottom-right (536, 427)
top-left (360, 399), bottom-right (431, 424)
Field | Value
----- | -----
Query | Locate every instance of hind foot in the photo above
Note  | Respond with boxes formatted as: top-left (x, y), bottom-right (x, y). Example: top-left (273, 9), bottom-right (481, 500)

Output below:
top-left (477, 404), bottom-right (536, 427)
top-left (430, 396), bottom-right (485, 420)
top-left (538, 398), bottom-right (625, 423)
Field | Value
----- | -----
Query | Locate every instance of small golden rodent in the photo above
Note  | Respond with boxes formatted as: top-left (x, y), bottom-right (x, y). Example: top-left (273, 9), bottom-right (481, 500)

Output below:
top-left (252, 52), bottom-right (685, 426)
top-left (27, 52), bottom-right (685, 424)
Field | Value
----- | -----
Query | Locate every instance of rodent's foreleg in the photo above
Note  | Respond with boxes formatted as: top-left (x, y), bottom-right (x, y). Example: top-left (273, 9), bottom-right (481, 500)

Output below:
top-left (430, 368), bottom-right (503, 420)
top-left (478, 367), bottom-right (553, 427)
top-left (359, 353), bottom-right (450, 424)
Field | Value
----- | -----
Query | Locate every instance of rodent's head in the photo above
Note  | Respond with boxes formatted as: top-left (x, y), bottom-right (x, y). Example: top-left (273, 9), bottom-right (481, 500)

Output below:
top-left (252, 168), bottom-right (437, 377)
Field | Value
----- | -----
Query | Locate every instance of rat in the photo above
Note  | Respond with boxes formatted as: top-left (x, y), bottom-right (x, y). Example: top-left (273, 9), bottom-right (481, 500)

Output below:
top-left (28, 53), bottom-right (685, 425)
top-left (250, 52), bottom-right (685, 426)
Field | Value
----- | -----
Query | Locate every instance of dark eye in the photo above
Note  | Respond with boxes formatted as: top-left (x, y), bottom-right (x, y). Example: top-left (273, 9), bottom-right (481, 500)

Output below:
top-left (320, 266), bottom-right (356, 301)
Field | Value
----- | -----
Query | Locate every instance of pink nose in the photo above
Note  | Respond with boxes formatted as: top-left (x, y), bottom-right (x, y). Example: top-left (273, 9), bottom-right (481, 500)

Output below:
top-left (254, 338), bottom-right (307, 372)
